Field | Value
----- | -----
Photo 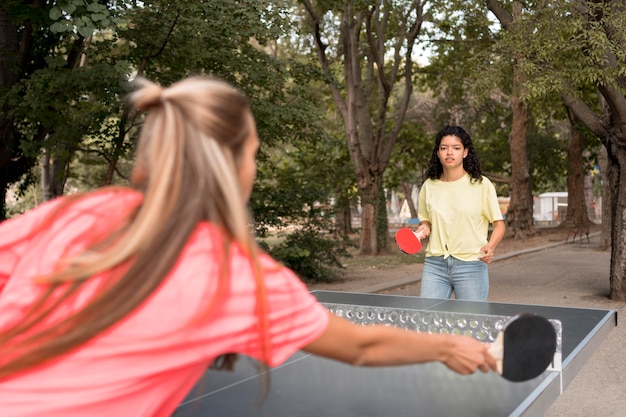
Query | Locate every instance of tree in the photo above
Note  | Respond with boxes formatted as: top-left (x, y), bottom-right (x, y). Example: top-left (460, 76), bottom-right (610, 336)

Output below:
top-left (518, 0), bottom-right (626, 300)
top-left (490, 1), bottom-right (598, 238)
top-left (299, 0), bottom-right (424, 255)
top-left (426, 0), bottom-right (600, 238)
top-left (562, 2), bottom-right (626, 300)
top-left (1, 1), bottom-right (354, 281)
top-left (0, 0), bottom-right (115, 218)
top-left (253, 130), bottom-right (355, 282)
top-left (385, 94), bottom-right (435, 219)
top-left (0, 1), bottom-right (157, 215)
top-left (0, 0), bottom-right (312, 213)
top-left (484, 0), bottom-right (535, 238)
top-left (563, 109), bottom-right (595, 228)
top-left (422, 0), bottom-right (540, 236)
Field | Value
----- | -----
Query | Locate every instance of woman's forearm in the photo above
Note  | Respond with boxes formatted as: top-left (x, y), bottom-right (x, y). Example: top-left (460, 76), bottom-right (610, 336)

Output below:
top-left (303, 313), bottom-right (496, 375)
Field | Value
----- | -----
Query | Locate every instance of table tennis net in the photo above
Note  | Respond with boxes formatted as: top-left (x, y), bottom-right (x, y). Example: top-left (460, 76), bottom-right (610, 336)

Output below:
top-left (322, 302), bottom-right (563, 373)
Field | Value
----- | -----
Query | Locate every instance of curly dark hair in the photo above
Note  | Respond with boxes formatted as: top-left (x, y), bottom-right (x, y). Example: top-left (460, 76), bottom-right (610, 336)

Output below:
top-left (424, 125), bottom-right (483, 182)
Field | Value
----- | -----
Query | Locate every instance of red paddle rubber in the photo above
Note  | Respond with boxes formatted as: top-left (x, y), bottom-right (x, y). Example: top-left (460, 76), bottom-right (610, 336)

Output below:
top-left (395, 228), bottom-right (423, 255)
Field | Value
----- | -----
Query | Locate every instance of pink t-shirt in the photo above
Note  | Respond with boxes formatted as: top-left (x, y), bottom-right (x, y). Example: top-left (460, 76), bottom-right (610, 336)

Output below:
top-left (0, 189), bottom-right (330, 417)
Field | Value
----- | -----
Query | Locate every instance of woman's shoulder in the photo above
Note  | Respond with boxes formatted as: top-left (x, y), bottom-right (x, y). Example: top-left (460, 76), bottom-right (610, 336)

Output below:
top-left (1, 187), bottom-right (140, 233)
top-left (467, 175), bottom-right (494, 186)
top-left (477, 175), bottom-right (498, 190)
top-left (37, 187), bottom-right (143, 232)
top-left (79, 186), bottom-right (141, 204)
top-left (421, 177), bottom-right (438, 187)
top-left (67, 187), bottom-right (143, 214)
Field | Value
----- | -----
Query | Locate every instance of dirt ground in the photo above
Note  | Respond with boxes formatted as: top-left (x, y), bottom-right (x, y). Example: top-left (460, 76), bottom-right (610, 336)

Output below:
top-left (308, 223), bottom-right (625, 417)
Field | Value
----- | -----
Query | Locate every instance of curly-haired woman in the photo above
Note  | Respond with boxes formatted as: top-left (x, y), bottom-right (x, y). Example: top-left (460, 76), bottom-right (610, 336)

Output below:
top-left (415, 125), bottom-right (506, 301)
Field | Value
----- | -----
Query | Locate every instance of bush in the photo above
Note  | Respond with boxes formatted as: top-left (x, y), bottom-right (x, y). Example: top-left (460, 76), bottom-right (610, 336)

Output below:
top-left (261, 227), bottom-right (353, 283)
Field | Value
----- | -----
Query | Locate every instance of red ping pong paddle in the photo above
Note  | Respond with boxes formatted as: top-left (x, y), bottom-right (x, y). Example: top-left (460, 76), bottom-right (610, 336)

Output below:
top-left (488, 313), bottom-right (557, 382)
top-left (394, 228), bottom-right (424, 255)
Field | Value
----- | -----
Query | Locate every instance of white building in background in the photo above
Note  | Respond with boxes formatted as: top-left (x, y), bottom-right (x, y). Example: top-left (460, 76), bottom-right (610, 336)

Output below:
top-left (388, 189), bottom-right (401, 223)
top-left (396, 184), bottom-right (420, 224)
top-left (398, 198), bottom-right (412, 222)
top-left (533, 192), bottom-right (568, 222)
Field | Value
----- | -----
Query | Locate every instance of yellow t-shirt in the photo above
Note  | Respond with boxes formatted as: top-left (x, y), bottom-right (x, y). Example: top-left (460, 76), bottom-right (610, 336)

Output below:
top-left (418, 174), bottom-right (503, 261)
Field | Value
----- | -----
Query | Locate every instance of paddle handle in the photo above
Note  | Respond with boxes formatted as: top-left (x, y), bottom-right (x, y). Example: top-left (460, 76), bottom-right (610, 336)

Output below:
top-left (488, 332), bottom-right (504, 375)
top-left (413, 229), bottom-right (427, 240)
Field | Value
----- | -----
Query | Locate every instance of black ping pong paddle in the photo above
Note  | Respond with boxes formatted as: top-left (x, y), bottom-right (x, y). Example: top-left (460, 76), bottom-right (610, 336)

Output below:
top-left (394, 227), bottom-right (424, 255)
top-left (488, 313), bottom-right (557, 382)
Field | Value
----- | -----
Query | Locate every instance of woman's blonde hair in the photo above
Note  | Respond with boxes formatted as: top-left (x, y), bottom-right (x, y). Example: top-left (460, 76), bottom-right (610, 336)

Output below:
top-left (0, 76), bottom-right (268, 378)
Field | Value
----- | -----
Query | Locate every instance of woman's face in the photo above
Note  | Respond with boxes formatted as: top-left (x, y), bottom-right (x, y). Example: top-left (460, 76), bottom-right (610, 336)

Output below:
top-left (437, 135), bottom-right (468, 169)
top-left (239, 112), bottom-right (259, 201)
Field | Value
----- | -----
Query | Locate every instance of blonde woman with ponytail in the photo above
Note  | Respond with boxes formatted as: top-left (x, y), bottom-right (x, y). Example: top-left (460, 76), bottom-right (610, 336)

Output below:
top-left (0, 76), bottom-right (496, 416)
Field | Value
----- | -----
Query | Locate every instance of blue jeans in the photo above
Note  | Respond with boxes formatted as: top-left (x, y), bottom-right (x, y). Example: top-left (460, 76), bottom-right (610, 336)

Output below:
top-left (420, 256), bottom-right (489, 301)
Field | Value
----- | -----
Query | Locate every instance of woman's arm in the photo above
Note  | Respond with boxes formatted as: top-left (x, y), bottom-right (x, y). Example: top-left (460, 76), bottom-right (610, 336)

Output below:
top-left (479, 220), bottom-right (506, 264)
top-left (488, 220), bottom-right (506, 249)
top-left (303, 313), bottom-right (496, 375)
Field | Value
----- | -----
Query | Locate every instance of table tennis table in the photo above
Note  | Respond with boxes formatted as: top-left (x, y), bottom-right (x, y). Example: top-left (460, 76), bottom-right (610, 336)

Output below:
top-left (174, 291), bottom-right (616, 417)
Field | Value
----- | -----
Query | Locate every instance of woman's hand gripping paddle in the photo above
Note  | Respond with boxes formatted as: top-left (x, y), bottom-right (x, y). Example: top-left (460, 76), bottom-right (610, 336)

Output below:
top-left (394, 228), bottom-right (424, 255)
top-left (488, 313), bottom-right (557, 382)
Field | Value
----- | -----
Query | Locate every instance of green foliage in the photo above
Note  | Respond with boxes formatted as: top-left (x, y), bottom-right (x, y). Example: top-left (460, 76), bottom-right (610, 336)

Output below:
top-left (414, 0), bottom-right (611, 200)
top-left (495, 1), bottom-right (626, 102)
top-left (7, 0), bottom-right (618, 279)
top-left (385, 110), bottom-right (432, 189)
top-left (250, 112), bottom-right (357, 283)
top-left (262, 225), bottom-right (353, 283)
top-left (49, 0), bottom-right (116, 37)
top-left (2, 0), bottom-right (356, 281)
top-left (424, 0), bottom-right (504, 104)
top-left (250, 96), bottom-right (357, 282)
top-left (2, 0), bottom-right (310, 188)
top-left (251, 116), bottom-right (347, 231)
top-left (5, 173), bottom-right (42, 218)
top-left (416, 2), bottom-right (516, 190)
top-left (525, 118), bottom-right (568, 194)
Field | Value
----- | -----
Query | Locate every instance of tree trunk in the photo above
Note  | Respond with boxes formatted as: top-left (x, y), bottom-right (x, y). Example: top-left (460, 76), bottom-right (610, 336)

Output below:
top-left (40, 153), bottom-right (53, 201)
top-left (40, 146), bottom-right (70, 201)
top-left (358, 189), bottom-right (377, 255)
top-left (302, 0), bottom-right (422, 255)
top-left (376, 186), bottom-right (389, 254)
top-left (104, 85), bottom-right (136, 185)
top-left (563, 115), bottom-right (590, 226)
top-left (487, 1), bottom-right (534, 239)
top-left (335, 205), bottom-right (353, 236)
top-left (606, 142), bottom-right (626, 300)
top-left (334, 191), bottom-right (353, 236)
top-left (0, 8), bottom-right (19, 220)
top-left (558, 0), bottom-right (626, 301)
top-left (0, 180), bottom-right (7, 220)
top-left (0, 4), bottom-right (56, 219)
top-left (583, 176), bottom-right (595, 221)
top-left (597, 145), bottom-right (611, 251)
top-left (505, 94), bottom-right (534, 238)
